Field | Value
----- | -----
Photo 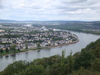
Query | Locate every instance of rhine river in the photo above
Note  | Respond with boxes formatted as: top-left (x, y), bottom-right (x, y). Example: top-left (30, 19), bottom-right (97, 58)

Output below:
top-left (0, 31), bottom-right (100, 71)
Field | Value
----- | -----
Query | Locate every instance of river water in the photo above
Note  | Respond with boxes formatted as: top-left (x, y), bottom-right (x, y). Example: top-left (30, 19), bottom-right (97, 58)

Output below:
top-left (0, 31), bottom-right (100, 71)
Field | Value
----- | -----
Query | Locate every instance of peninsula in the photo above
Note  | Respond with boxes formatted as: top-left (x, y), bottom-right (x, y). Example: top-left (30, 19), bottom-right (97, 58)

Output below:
top-left (0, 25), bottom-right (78, 57)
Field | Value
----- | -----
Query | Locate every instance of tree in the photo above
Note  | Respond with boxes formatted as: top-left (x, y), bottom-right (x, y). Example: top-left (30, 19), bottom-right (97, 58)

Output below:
top-left (24, 65), bottom-right (44, 75)
top-left (49, 63), bottom-right (65, 75)
top-left (74, 50), bottom-right (95, 69)
top-left (17, 48), bottom-right (20, 52)
top-left (66, 52), bottom-right (75, 73)
top-left (10, 45), bottom-right (16, 51)
top-left (5, 48), bottom-right (9, 53)
top-left (61, 50), bottom-right (66, 69)
top-left (3, 61), bottom-right (28, 75)
top-left (37, 42), bottom-right (41, 48)
top-left (0, 49), bottom-right (3, 53)
top-left (25, 43), bottom-right (28, 50)
top-left (92, 58), bottom-right (100, 71)
top-left (69, 68), bottom-right (100, 75)
top-left (94, 47), bottom-right (100, 58)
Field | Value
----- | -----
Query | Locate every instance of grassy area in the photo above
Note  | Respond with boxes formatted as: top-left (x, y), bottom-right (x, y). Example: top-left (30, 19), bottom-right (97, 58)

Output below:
top-left (0, 50), bottom-right (20, 57)
top-left (0, 47), bottom-right (45, 57)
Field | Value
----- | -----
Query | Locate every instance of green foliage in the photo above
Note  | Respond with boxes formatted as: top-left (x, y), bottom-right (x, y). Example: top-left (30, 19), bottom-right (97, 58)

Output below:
top-left (74, 49), bottom-right (95, 69)
top-left (29, 31), bottom-right (41, 34)
top-left (66, 53), bottom-right (75, 73)
top-left (0, 49), bottom-right (3, 53)
top-left (49, 63), bottom-right (65, 75)
top-left (46, 23), bottom-right (83, 32)
top-left (46, 22), bottom-right (100, 34)
top-left (69, 68), bottom-right (100, 75)
top-left (25, 43), bottom-right (28, 50)
top-left (32, 58), bottom-right (48, 68)
top-left (74, 39), bottom-right (100, 70)
top-left (37, 42), bottom-right (41, 47)
top-left (34, 40), bottom-right (43, 43)
top-left (10, 45), bottom-right (16, 51)
top-left (17, 48), bottom-right (20, 51)
top-left (4, 34), bottom-right (22, 38)
top-left (52, 37), bottom-right (63, 41)
top-left (95, 47), bottom-right (100, 58)
top-left (91, 58), bottom-right (100, 71)
top-left (5, 48), bottom-right (9, 53)
top-left (17, 65), bottom-right (44, 75)
top-left (3, 61), bottom-right (28, 75)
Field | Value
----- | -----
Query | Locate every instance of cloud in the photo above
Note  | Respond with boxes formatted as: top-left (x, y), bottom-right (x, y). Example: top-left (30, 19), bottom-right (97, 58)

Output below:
top-left (64, 8), bottom-right (95, 14)
top-left (0, 0), bottom-right (100, 21)
top-left (62, 0), bottom-right (87, 3)
top-left (0, 0), bottom-right (2, 8)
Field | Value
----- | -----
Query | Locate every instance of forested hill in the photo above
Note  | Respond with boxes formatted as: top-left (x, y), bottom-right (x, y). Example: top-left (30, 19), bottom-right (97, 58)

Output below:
top-left (46, 21), bottom-right (100, 34)
top-left (0, 38), bottom-right (100, 75)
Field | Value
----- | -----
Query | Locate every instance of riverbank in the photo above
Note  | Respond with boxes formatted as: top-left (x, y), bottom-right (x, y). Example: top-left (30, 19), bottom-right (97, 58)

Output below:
top-left (66, 29), bottom-right (100, 35)
top-left (0, 40), bottom-right (79, 57)
top-left (63, 29), bottom-right (100, 35)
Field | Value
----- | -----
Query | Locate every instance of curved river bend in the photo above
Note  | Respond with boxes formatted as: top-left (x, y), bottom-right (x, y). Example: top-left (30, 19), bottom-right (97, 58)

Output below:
top-left (0, 31), bottom-right (100, 71)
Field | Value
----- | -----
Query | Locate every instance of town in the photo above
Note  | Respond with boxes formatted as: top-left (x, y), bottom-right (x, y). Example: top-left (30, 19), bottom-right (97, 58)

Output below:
top-left (0, 24), bottom-right (78, 54)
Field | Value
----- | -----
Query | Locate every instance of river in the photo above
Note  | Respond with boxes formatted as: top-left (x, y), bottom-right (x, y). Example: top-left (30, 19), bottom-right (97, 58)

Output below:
top-left (0, 31), bottom-right (100, 71)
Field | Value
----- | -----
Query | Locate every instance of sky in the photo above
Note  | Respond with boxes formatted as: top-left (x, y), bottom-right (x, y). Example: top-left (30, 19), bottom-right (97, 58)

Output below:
top-left (0, 0), bottom-right (100, 21)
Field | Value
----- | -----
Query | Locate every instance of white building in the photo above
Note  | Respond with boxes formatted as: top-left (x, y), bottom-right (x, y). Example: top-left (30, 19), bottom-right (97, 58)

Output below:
top-left (41, 26), bottom-right (48, 31)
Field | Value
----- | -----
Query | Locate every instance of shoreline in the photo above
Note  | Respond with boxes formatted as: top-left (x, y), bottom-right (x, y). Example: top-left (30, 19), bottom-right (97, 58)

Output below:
top-left (68, 29), bottom-right (100, 35)
top-left (0, 40), bottom-right (79, 57)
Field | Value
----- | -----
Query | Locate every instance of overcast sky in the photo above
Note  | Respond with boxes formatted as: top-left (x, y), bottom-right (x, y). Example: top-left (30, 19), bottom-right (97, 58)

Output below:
top-left (0, 0), bottom-right (100, 21)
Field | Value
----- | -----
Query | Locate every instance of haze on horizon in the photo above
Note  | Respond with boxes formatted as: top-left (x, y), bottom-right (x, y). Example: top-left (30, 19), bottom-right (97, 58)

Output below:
top-left (0, 0), bottom-right (100, 21)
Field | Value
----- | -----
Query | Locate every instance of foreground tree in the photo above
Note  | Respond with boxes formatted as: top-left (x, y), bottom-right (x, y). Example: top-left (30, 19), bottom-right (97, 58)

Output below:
top-left (92, 58), bottom-right (100, 71)
top-left (16, 65), bottom-right (44, 75)
top-left (3, 61), bottom-right (28, 75)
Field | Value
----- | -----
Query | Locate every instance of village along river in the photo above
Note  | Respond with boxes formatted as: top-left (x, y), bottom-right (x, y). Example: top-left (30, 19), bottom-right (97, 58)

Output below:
top-left (0, 31), bottom-right (100, 71)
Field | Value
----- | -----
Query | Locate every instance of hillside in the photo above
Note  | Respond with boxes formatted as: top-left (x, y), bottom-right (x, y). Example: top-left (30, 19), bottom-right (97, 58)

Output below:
top-left (46, 22), bottom-right (100, 34)
top-left (0, 38), bottom-right (100, 75)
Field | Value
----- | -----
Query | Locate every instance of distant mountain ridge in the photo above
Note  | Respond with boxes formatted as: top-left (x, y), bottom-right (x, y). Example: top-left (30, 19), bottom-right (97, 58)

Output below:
top-left (0, 19), bottom-right (99, 23)
top-left (0, 19), bottom-right (17, 22)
